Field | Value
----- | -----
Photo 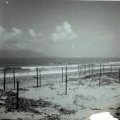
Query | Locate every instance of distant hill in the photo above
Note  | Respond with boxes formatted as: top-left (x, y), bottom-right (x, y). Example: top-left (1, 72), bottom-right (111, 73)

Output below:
top-left (0, 49), bottom-right (48, 58)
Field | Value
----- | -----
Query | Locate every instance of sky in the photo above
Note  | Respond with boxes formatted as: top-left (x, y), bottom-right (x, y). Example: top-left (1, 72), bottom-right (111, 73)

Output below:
top-left (0, 0), bottom-right (120, 57)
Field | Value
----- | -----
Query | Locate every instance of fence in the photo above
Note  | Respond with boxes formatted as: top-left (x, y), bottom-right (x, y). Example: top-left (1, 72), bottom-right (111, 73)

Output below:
top-left (1, 63), bottom-right (120, 109)
top-left (1, 63), bottom-right (120, 93)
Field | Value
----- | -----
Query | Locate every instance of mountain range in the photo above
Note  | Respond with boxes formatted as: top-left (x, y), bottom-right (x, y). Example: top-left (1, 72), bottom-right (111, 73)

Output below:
top-left (0, 49), bottom-right (48, 58)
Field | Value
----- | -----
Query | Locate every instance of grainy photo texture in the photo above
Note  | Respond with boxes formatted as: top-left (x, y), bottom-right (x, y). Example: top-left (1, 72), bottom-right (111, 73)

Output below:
top-left (0, 0), bottom-right (120, 120)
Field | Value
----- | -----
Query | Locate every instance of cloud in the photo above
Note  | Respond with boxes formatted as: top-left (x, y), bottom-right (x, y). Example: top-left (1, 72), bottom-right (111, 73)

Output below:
top-left (11, 28), bottom-right (23, 37)
top-left (0, 26), bottom-right (5, 35)
top-left (63, 21), bottom-right (72, 33)
top-left (0, 25), bottom-right (23, 49)
top-left (0, 25), bottom-right (44, 51)
top-left (28, 29), bottom-right (36, 37)
top-left (4, 28), bottom-right (23, 40)
top-left (0, 26), bottom-right (23, 40)
top-left (0, 26), bottom-right (5, 46)
top-left (28, 29), bottom-right (42, 42)
top-left (51, 21), bottom-right (79, 42)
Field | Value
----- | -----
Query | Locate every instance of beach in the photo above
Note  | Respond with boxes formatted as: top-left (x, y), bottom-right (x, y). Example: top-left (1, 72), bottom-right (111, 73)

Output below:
top-left (0, 62), bottom-right (120, 119)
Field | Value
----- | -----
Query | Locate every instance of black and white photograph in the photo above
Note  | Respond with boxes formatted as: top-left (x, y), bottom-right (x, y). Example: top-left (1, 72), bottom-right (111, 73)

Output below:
top-left (0, 0), bottom-right (120, 119)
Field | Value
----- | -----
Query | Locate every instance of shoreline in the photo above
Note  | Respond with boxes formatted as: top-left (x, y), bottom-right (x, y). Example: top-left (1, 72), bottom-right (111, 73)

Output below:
top-left (0, 64), bottom-right (120, 119)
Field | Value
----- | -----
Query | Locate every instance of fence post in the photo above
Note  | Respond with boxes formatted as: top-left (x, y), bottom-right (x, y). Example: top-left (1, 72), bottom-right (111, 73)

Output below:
top-left (99, 64), bottom-right (101, 87)
top-left (100, 64), bottom-right (101, 77)
top-left (65, 66), bottom-right (67, 95)
top-left (89, 65), bottom-right (90, 75)
top-left (111, 64), bottom-right (112, 74)
top-left (4, 69), bottom-right (6, 91)
top-left (79, 66), bottom-right (81, 78)
top-left (80, 66), bottom-right (82, 78)
top-left (92, 64), bottom-right (94, 80)
top-left (62, 67), bottom-right (63, 82)
top-left (84, 64), bottom-right (86, 77)
top-left (103, 65), bottom-right (104, 74)
top-left (36, 68), bottom-right (39, 87)
top-left (13, 69), bottom-right (16, 89)
top-left (16, 81), bottom-right (19, 110)
top-left (119, 69), bottom-right (120, 82)
top-left (39, 69), bottom-right (41, 87)
top-left (78, 65), bottom-right (80, 78)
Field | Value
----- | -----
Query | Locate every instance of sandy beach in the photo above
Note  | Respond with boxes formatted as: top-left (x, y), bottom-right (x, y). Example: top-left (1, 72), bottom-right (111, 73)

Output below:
top-left (0, 63), bottom-right (120, 120)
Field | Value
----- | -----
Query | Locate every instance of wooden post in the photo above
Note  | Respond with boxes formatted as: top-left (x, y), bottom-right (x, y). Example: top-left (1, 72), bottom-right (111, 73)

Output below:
top-left (99, 77), bottom-right (100, 87)
top-left (79, 66), bottom-right (81, 78)
top-left (81, 66), bottom-right (83, 77)
top-left (100, 64), bottom-right (101, 77)
top-left (39, 69), bottom-right (41, 87)
top-left (84, 64), bottom-right (86, 77)
top-left (36, 68), bottom-right (39, 87)
top-left (65, 66), bottom-right (67, 95)
top-left (3, 69), bottom-right (6, 91)
top-left (62, 67), bottom-right (63, 82)
top-left (89, 65), bottom-right (90, 75)
top-left (13, 69), bottom-right (16, 89)
top-left (92, 64), bottom-right (94, 80)
top-left (99, 64), bottom-right (101, 87)
top-left (111, 64), bottom-right (112, 74)
top-left (78, 65), bottom-right (80, 78)
top-left (103, 65), bottom-right (104, 74)
top-left (16, 81), bottom-right (19, 110)
top-left (119, 69), bottom-right (120, 83)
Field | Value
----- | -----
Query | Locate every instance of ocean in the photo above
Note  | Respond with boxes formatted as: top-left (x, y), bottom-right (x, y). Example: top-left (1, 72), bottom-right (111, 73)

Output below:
top-left (0, 57), bottom-right (120, 78)
top-left (0, 57), bottom-right (120, 67)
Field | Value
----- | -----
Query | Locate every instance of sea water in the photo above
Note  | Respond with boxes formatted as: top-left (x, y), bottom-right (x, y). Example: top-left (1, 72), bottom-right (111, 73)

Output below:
top-left (0, 57), bottom-right (120, 78)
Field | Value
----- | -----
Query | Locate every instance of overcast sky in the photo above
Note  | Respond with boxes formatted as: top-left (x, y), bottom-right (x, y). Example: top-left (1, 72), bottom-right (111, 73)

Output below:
top-left (0, 0), bottom-right (120, 57)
